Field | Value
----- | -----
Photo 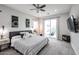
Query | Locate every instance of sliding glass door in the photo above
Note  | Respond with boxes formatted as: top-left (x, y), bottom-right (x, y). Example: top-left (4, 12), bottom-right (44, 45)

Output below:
top-left (44, 18), bottom-right (57, 39)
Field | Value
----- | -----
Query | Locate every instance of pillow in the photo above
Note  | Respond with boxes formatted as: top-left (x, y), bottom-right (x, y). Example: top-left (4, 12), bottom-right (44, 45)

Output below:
top-left (23, 35), bottom-right (28, 39)
top-left (28, 33), bottom-right (34, 37)
top-left (23, 33), bottom-right (33, 39)
top-left (24, 32), bottom-right (29, 37)
top-left (12, 35), bottom-right (21, 39)
top-left (25, 32), bottom-right (29, 35)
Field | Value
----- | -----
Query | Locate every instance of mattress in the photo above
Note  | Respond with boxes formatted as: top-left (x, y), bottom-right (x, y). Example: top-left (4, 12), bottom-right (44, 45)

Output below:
top-left (11, 36), bottom-right (49, 55)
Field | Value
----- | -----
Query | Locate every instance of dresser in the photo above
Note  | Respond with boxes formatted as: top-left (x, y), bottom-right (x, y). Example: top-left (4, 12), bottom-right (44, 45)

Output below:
top-left (0, 38), bottom-right (10, 52)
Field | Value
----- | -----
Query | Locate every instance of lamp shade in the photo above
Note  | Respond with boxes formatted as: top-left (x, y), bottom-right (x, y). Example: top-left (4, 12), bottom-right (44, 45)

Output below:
top-left (0, 26), bottom-right (8, 35)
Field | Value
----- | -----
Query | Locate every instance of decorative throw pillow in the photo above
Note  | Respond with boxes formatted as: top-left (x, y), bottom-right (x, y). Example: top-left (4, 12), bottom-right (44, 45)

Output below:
top-left (12, 35), bottom-right (21, 39)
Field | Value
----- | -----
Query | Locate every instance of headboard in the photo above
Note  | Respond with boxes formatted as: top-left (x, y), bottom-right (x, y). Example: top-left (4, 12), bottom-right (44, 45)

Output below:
top-left (9, 30), bottom-right (32, 45)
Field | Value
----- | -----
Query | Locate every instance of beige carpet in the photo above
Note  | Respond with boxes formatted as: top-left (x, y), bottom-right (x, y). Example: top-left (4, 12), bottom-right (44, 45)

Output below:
top-left (0, 38), bottom-right (75, 55)
top-left (38, 38), bottom-right (75, 55)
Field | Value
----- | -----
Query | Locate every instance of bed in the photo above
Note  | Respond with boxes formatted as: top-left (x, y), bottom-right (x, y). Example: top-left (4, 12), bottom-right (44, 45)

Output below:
top-left (9, 30), bottom-right (49, 55)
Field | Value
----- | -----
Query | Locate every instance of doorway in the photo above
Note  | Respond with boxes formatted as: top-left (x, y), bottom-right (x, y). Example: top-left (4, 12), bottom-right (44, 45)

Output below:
top-left (44, 18), bottom-right (57, 39)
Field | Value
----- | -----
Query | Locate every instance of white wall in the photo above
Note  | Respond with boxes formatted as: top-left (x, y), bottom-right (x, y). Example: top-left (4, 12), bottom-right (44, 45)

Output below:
top-left (58, 13), bottom-right (70, 40)
top-left (39, 18), bottom-right (44, 35)
top-left (70, 5), bottom-right (79, 54)
top-left (0, 5), bottom-right (35, 32)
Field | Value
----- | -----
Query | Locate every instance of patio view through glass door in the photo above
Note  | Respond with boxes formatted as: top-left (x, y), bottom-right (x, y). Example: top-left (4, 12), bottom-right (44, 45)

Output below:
top-left (44, 18), bottom-right (57, 39)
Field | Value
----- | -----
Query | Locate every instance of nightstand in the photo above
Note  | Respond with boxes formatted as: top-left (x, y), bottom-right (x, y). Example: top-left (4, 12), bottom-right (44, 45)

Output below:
top-left (0, 38), bottom-right (10, 52)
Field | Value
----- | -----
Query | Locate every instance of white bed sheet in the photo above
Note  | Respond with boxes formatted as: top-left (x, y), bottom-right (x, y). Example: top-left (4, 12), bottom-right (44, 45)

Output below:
top-left (11, 36), bottom-right (49, 55)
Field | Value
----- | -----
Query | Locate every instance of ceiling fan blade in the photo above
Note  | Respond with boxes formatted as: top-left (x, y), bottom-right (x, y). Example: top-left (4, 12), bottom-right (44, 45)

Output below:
top-left (40, 5), bottom-right (46, 8)
top-left (30, 9), bottom-right (37, 10)
top-left (40, 9), bottom-right (45, 11)
top-left (33, 4), bottom-right (37, 8)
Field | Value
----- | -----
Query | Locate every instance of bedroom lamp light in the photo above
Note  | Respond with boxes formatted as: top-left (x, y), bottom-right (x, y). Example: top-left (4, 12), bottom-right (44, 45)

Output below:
top-left (0, 25), bottom-right (8, 39)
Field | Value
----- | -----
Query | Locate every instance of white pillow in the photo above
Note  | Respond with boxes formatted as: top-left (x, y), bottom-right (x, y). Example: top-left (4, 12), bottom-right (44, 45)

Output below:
top-left (12, 35), bottom-right (21, 39)
top-left (23, 35), bottom-right (28, 39)
top-left (25, 32), bottom-right (29, 35)
top-left (24, 32), bottom-right (29, 37)
top-left (23, 33), bottom-right (33, 39)
top-left (29, 33), bottom-right (34, 37)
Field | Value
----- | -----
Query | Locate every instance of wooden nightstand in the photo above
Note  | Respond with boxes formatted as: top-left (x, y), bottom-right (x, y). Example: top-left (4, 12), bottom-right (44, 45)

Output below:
top-left (0, 38), bottom-right (10, 52)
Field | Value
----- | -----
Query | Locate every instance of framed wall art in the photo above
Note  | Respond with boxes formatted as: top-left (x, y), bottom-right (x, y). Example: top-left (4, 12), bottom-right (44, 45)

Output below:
top-left (26, 19), bottom-right (30, 28)
top-left (11, 16), bottom-right (18, 28)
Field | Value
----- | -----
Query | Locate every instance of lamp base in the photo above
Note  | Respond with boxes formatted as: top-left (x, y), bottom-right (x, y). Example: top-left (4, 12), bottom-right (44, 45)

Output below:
top-left (1, 35), bottom-right (3, 39)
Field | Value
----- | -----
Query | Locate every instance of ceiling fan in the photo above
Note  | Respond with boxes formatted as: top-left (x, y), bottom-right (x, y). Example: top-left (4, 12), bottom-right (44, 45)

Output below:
top-left (30, 4), bottom-right (46, 13)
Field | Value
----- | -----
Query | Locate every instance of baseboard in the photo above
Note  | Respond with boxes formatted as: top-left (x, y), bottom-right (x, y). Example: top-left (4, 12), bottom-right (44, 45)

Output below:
top-left (71, 43), bottom-right (79, 55)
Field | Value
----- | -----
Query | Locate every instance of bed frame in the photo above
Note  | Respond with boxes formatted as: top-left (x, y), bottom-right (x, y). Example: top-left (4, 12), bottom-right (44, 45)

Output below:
top-left (9, 30), bottom-right (32, 55)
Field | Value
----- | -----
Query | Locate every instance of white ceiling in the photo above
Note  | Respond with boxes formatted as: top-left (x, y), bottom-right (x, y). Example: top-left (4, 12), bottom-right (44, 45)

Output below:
top-left (5, 4), bottom-right (72, 17)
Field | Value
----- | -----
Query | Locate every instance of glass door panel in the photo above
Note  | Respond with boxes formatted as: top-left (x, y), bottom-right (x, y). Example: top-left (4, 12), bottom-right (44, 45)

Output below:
top-left (44, 18), bottom-right (57, 39)
top-left (44, 20), bottom-right (50, 37)
top-left (50, 19), bottom-right (57, 38)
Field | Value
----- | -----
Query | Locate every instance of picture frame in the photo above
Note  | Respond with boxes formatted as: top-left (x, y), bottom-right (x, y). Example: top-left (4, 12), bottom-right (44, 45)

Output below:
top-left (26, 19), bottom-right (30, 27)
top-left (11, 16), bottom-right (18, 28)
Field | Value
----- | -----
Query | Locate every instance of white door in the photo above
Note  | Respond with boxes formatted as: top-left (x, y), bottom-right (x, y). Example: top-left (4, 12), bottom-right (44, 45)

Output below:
top-left (44, 18), bottom-right (57, 39)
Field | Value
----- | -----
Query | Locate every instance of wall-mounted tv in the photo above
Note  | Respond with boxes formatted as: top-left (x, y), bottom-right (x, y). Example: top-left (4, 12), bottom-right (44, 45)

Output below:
top-left (67, 15), bottom-right (78, 33)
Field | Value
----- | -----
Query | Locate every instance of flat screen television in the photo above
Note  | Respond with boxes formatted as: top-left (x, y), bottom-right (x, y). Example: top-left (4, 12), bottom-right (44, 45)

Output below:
top-left (67, 15), bottom-right (77, 32)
